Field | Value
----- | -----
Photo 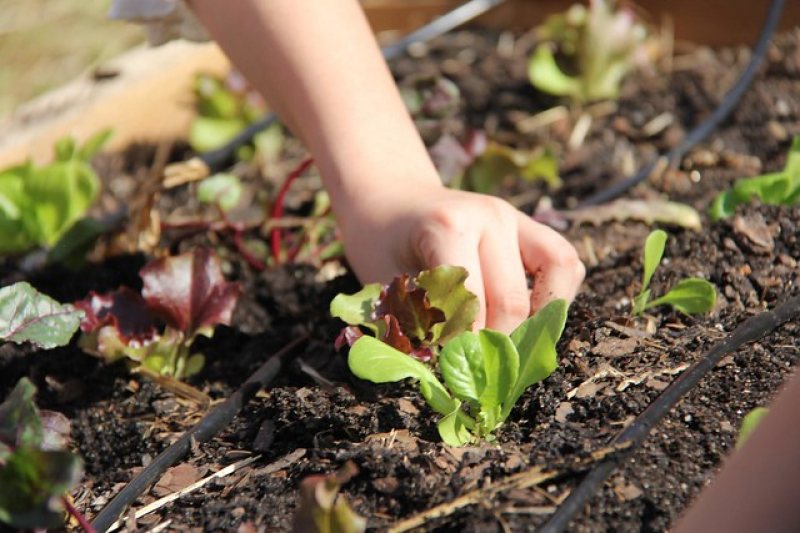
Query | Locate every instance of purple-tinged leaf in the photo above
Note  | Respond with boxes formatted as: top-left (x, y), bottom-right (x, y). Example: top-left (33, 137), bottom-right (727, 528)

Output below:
top-left (140, 248), bottom-right (241, 339)
top-left (74, 287), bottom-right (157, 343)
top-left (375, 275), bottom-right (444, 344)
top-left (292, 461), bottom-right (365, 533)
top-left (334, 326), bottom-right (364, 351)
top-left (39, 411), bottom-right (71, 452)
top-left (380, 315), bottom-right (413, 355)
top-left (0, 378), bottom-right (40, 449)
top-left (0, 282), bottom-right (83, 350)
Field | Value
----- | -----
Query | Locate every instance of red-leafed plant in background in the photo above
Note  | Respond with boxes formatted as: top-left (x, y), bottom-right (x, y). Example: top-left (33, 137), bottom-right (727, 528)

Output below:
top-left (75, 248), bottom-right (241, 379)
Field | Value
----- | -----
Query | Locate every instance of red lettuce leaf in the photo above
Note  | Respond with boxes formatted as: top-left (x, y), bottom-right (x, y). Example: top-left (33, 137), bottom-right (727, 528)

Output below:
top-left (140, 248), bottom-right (241, 338)
top-left (74, 287), bottom-right (157, 343)
top-left (380, 314), bottom-right (413, 355)
top-left (334, 326), bottom-right (364, 351)
top-left (375, 275), bottom-right (445, 344)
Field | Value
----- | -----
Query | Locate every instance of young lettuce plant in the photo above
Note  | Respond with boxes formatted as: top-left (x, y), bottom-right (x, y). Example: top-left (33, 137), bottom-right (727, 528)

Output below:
top-left (528, 0), bottom-right (649, 104)
top-left (0, 378), bottom-right (82, 530)
top-left (331, 266), bottom-right (479, 361)
top-left (430, 131), bottom-right (561, 193)
top-left (632, 230), bottom-right (716, 316)
top-left (0, 282), bottom-right (83, 349)
top-left (0, 130), bottom-right (110, 254)
top-left (709, 136), bottom-right (800, 221)
top-left (347, 299), bottom-right (568, 446)
top-left (76, 248), bottom-right (241, 379)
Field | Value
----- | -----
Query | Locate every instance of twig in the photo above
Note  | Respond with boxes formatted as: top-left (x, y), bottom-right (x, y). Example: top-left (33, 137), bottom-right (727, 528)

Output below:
top-left (388, 442), bottom-right (630, 532)
top-left (63, 495), bottom-right (97, 533)
top-left (106, 455), bottom-right (259, 532)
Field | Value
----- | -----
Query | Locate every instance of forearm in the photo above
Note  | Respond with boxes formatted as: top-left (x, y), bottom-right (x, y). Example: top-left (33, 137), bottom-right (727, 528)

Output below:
top-left (186, 0), bottom-right (442, 211)
top-left (676, 370), bottom-right (800, 532)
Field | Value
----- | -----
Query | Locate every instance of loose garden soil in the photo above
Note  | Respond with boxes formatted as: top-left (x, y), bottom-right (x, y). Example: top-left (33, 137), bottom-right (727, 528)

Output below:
top-left (1, 26), bottom-right (799, 532)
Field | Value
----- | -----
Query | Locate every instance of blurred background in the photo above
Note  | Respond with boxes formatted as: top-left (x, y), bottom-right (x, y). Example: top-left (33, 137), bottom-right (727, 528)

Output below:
top-left (0, 0), bottom-right (143, 117)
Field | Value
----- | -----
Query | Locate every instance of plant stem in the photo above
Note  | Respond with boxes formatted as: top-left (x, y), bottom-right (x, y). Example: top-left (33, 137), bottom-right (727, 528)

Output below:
top-left (62, 496), bottom-right (96, 533)
top-left (271, 157), bottom-right (313, 264)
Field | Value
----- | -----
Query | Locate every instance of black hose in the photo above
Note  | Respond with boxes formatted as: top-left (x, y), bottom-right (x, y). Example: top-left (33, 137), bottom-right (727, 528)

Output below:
top-left (537, 293), bottom-right (800, 533)
top-left (198, 0), bottom-right (506, 174)
top-left (577, 0), bottom-right (785, 208)
top-left (90, 335), bottom-right (308, 533)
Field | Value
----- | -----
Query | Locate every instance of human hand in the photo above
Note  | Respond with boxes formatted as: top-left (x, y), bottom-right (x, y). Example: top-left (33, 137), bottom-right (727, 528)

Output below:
top-left (337, 182), bottom-right (585, 333)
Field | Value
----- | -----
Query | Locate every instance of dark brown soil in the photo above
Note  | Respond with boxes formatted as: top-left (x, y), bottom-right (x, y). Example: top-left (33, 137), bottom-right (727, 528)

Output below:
top-left (2, 26), bottom-right (799, 533)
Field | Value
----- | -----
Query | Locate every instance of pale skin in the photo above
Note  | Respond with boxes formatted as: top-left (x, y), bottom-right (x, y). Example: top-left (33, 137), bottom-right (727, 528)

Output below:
top-left (187, 0), bottom-right (585, 333)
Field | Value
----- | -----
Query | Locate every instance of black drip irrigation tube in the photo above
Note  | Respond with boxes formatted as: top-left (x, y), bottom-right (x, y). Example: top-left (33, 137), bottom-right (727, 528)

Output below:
top-left (538, 293), bottom-right (800, 533)
top-left (577, 0), bottom-right (786, 208)
top-left (90, 335), bottom-right (307, 532)
top-left (196, 0), bottom-right (506, 175)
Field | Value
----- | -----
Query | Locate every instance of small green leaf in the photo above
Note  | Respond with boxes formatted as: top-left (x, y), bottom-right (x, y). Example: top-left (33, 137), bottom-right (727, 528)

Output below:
top-left (330, 283), bottom-right (382, 334)
top-left (437, 404), bottom-right (474, 447)
top-left (184, 353), bottom-right (205, 377)
top-left (439, 331), bottom-right (484, 403)
top-left (642, 229), bottom-right (667, 291)
top-left (78, 129), bottom-right (113, 160)
top-left (189, 116), bottom-right (247, 152)
top-left (736, 407), bottom-right (769, 450)
top-left (53, 137), bottom-right (76, 162)
top-left (505, 299), bottom-right (567, 419)
top-left (415, 266), bottom-right (479, 344)
top-left (348, 336), bottom-right (455, 416)
top-left (708, 190), bottom-right (736, 222)
top-left (631, 289), bottom-right (651, 316)
top-left (197, 173), bottom-right (243, 212)
top-left (647, 278), bottom-right (716, 315)
top-left (47, 217), bottom-right (107, 268)
top-left (0, 282), bottom-right (83, 349)
top-left (478, 330), bottom-right (519, 415)
top-left (528, 45), bottom-right (581, 99)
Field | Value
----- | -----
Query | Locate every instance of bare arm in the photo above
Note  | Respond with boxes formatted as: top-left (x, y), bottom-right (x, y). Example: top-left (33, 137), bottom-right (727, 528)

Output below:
top-left (676, 370), bottom-right (800, 532)
top-left (187, 0), bottom-right (585, 332)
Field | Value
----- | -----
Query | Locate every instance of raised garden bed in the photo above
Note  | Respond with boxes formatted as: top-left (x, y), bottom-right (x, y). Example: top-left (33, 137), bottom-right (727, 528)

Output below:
top-left (1, 2), bottom-right (799, 532)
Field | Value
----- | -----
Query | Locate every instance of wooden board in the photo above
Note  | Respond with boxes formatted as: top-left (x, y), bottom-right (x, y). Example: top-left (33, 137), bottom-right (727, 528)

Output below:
top-left (1, 0), bottom-right (797, 167)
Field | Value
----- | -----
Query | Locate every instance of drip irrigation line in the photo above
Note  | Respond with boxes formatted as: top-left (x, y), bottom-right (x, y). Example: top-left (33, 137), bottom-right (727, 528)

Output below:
top-left (90, 335), bottom-right (308, 533)
top-left (190, 0), bottom-right (506, 175)
top-left (537, 293), bottom-right (800, 533)
top-left (577, 0), bottom-right (785, 208)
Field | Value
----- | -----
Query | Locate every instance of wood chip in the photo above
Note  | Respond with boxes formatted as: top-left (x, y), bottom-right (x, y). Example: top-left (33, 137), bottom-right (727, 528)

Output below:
top-left (592, 337), bottom-right (640, 358)
top-left (733, 212), bottom-right (775, 252)
top-left (153, 463), bottom-right (201, 496)
top-left (555, 402), bottom-right (574, 423)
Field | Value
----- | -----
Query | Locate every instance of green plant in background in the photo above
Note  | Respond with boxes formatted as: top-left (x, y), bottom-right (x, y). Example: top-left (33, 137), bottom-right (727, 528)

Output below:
top-left (528, 0), bottom-right (648, 104)
top-left (429, 132), bottom-right (561, 194)
top-left (0, 283), bottom-right (84, 530)
top-left (0, 130), bottom-right (110, 254)
top-left (710, 136), bottom-right (800, 221)
top-left (735, 407), bottom-right (769, 450)
top-left (0, 378), bottom-right (82, 530)
top-left (348, 299), bottom-right (568, 446)
top-left (632, 230), bottom-right (716, 316)
top-left (189, 72), bottom-right (284, 163)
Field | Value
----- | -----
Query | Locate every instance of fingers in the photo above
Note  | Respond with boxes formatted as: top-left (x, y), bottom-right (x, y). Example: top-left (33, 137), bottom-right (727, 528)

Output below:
top-left (415, 215), bottom-right (487, 329)
top-left (517, 212), bottom-right (585, 311)
top-left (479, 218), bottom-right (531, 334)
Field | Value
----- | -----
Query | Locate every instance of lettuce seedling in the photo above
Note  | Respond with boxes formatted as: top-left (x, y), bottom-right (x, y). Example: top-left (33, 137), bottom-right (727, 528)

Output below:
top-left (76, 248), bottom-right (241, 379)
top-left (528, 0), bottom-right (648, 104)
top-left (735, 407), bottom-right (769, 450)
top-left (0, 282), bottom-right (83, 349)
top-left (632, 230), bottom-right (716, 316)
top-left (293, 461), bottom-right (365, 533)
top-left (196, 173), bottom-right (244, 213)
top-left (710, 136), bottom-right (800, 221)
top-left (0, 378), bottom-right (82, 530)
top-left (331, 266), bottom-right (479, 361)
top-left (0, 130), bottom-right (110, 254)
top-left (429, 132), bottom-right (561, 193)
top-left (348, 299), bottom-right (568, 446)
